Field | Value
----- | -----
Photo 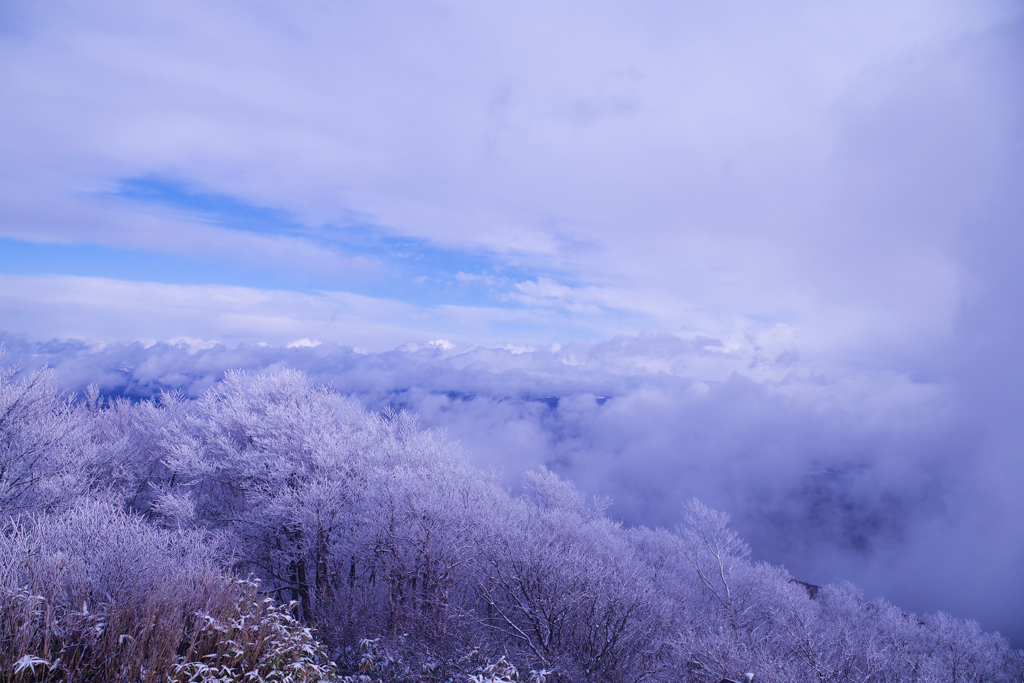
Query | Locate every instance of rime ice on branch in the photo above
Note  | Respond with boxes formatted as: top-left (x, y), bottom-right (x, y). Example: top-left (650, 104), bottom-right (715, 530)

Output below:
top-left (0, 363), bottom-right (1021, 682)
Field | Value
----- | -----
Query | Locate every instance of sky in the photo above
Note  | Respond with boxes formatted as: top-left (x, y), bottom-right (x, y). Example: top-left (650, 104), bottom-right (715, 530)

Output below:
top-left (2, 0), bottom-right (1024, 644)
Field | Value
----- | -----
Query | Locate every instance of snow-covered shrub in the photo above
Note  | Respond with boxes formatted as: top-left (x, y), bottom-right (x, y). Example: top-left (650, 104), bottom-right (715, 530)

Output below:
top-left (0, 502), bottom-right (337, 683)
top-left (171, 582), bottom-right (338, 683)
top-left (468, 656), bottom-right (521, 683)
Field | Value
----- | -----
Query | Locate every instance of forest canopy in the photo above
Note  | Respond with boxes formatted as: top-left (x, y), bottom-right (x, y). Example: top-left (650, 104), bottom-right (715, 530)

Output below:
top-left (1, 360), bottom-right (1021, 682)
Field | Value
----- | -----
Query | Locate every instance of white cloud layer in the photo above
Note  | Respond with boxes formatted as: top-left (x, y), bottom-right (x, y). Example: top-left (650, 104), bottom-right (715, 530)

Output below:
top-left (0, 274), bottom-right (633, 347)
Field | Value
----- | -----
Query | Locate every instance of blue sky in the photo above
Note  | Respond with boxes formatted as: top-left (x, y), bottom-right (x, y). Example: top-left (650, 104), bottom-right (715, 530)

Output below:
top-left (2, 0), bottom-right (1024, 644)
top-left (0, 176), bottom-right (552, 306)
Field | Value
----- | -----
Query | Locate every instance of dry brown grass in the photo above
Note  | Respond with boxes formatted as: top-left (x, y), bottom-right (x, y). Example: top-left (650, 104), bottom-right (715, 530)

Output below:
top-left (0, 502), bottom-right (337, 682)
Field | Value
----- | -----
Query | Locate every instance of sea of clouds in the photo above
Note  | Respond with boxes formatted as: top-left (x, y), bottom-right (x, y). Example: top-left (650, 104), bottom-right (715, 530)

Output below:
top-left (4, 329), bottom-right (1020, 644)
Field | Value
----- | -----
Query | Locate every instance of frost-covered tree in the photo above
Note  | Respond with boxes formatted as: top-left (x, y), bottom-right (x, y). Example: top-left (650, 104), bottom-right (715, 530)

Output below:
top-left (470, 469), bottom-right (667, 682)
top-left (2, 365), bottom-right (1020, 683)
top-left (0, 355), bottom-right (97, 514)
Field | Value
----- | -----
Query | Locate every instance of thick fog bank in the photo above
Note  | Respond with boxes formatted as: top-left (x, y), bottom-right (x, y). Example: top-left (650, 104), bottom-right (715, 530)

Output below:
top-left (2, 331), bottom-right (1022, 646)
